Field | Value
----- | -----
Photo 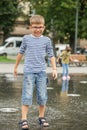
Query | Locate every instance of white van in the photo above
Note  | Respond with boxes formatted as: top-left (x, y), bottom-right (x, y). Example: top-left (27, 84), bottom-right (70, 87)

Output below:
top-left (0, 37), bottom-right (23, 56)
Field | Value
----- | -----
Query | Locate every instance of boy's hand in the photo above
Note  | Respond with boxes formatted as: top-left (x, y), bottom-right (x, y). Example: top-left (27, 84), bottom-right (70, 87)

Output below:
top-left (14, 68), bottom-right (18, 77)
top-left (52, 69), bottom-right (57, 80)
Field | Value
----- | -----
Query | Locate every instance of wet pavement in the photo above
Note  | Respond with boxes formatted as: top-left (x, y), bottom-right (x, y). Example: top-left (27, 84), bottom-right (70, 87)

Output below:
top-left (0, 72), bottom-right (87, 130)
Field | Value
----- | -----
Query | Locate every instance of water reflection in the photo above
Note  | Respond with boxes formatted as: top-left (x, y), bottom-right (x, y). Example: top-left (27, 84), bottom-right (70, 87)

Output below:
top-left (60, 79), bottom-right (69, 97)
top-left (0, 73), bottom-right (87, 130)
top-left (60, 79), bottom-right (80, 97)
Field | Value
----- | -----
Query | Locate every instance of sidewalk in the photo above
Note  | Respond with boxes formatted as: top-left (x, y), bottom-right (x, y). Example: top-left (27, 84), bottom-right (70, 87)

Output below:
top-left (0, 63), bottom-right (87, 74)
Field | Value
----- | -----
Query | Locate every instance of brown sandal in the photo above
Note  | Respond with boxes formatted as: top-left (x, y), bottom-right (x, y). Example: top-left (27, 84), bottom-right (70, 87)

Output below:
top-left (19, 120), bottom-right (29, 130)
top-left (38, 117), bottom-right (49, 127)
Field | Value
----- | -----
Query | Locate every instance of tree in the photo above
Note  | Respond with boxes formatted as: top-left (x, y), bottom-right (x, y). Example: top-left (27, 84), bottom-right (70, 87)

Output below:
top-left (28, 0), bottom-right (76, 46)
top-left (0, 0), bottom-right (20, 40)
top-left (1, 0), bottom-right (86, 51)
top-left (46, 0), bottom-right (76, 49)
top-left (30, 0), bottom-right (87, 52)
top-left (79, 0), bottom-right (87, 39)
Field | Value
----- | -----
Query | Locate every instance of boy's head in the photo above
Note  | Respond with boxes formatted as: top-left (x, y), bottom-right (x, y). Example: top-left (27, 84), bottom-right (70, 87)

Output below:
top-left (29, 15), bottom-right (45, 37)
top-left (30, 15), bottom-right (45, 25)
top-left (66, 46), bottom-right (72, 52)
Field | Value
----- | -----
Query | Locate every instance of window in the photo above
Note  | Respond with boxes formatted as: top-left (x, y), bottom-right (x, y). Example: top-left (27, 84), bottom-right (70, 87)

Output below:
top-left (6, 42), bottom-right (14, 47)
top-left (16, 41), bottom-right (22, 47)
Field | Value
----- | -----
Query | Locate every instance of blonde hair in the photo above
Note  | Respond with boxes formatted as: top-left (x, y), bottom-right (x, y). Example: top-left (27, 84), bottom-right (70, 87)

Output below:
top-left (30, 15), bottom-right (45, 25)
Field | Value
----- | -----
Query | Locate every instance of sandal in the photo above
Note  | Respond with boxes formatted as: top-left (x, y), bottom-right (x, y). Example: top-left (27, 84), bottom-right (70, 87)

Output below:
top-left (38, 117), bottom-right (49, 127)
top-left (19, 120), bottom-right (29, 130)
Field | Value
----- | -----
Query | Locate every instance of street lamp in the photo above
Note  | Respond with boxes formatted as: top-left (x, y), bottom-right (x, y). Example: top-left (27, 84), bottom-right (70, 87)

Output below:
top-left (74, 0), bottom-right (79, 53)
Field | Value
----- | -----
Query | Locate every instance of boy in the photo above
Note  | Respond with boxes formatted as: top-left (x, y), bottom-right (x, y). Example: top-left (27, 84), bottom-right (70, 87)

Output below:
top-left (14, 15), bottom-right (57, 130)
top-left (58, 46), bottom-right (72, 80)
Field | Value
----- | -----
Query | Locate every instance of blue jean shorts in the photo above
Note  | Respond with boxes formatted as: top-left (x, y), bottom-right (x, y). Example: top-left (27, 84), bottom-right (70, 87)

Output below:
top-left (22, 71), bottom-right (48, 106)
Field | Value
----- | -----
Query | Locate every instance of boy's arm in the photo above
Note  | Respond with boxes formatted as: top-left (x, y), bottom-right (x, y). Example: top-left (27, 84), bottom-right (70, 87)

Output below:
top-left (50, 56), bottom-right (57, 80)
top-left (14, 53), bottom-right (23, 77)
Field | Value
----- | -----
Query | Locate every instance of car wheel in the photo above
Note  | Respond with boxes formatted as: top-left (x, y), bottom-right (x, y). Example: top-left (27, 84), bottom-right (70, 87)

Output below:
top-left (3, 53), bottom-right (7, 57)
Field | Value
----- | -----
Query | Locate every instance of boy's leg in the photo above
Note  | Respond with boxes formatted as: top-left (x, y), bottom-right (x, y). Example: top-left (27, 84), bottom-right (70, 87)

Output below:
top-left (36, 72), bottom-right (49, 126)
top-left (20, 105), bottom-right (29, 129)
top-left (62, 64), bottom-right (67, 80)
top-left (20, 73), bottom-right (35, 129)
top-left (38, 105), bottom-right (49, 126)
top-left (21, 105), bottom-right (29, 120)
top-left (38, 105), bottom-right (45, 118)
top-left (66, 64), bottom-right (70, 79)
top-left (36, 71), bottom-right (47, 111)
top-left (66, 64), bottom-right (69, 76)
top-left (62, 63), bottom-right (66, 76)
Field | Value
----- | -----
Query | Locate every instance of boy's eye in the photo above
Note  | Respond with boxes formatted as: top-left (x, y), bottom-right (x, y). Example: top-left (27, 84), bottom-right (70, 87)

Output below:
top-left (32, 26), bottom-right (44, 29)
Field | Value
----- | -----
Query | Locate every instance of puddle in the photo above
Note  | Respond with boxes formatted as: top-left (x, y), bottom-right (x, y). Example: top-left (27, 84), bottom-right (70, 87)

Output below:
top-left (80, 81), bottom-right (87, 84)
top-left (0, 73), bottom-right (87, 130)
top-left (0, 108), bottom-right (19, 113)
top-left (67, 94), bottom-right (80, 97)
top-left (47, 87), bottom-right (54, 90)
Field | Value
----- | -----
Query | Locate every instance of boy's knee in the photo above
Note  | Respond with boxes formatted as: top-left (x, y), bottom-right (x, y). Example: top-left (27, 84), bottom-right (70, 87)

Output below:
top-left (37, 99), bottom-right (47, 105)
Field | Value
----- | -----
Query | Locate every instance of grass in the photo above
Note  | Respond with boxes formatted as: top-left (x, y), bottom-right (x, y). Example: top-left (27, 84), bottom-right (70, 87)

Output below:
top-left (0, 56), bottom-right (24, 63)
top-left (0, 56), bottom-right (16, 63)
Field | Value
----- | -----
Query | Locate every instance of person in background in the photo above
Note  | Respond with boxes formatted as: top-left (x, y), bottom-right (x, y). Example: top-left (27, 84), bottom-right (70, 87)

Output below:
top-left (58, 46), bottom-right (72, 80)
top-left (14, 15), bottom-right (57, 130)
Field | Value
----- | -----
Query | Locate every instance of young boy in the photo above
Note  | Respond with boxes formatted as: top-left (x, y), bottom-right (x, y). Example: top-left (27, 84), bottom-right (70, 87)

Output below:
top-left (14, 15), bottom-right (57, 130)
top-left (58, 46), bottom-right (72, 80)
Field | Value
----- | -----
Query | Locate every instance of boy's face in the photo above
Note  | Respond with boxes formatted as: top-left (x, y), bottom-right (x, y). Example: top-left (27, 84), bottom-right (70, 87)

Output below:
top-left (30, 24), bottom-right (45, 37)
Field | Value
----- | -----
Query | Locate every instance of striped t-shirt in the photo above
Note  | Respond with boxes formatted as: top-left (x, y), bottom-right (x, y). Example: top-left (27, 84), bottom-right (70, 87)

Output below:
top-left (19, 34), bottom-right (54, 73)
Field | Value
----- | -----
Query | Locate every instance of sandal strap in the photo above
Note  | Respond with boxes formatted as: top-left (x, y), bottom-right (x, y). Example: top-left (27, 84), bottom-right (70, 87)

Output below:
top-left (39, 117), bottom-right (49, 126)
top-left (19, 120), bottom-right (29, 127)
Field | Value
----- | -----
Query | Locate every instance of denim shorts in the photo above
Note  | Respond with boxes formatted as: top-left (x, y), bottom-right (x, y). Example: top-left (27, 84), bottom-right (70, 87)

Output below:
top-left (22, 71), bottom-right (48, 106)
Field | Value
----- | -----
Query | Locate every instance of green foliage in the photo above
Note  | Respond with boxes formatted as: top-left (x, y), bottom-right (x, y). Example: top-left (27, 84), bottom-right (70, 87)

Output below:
top-left (29, 0), bottom-right (87, 48)
top-left (78, 0), bottom-right (87, 39)
top-left (0, 0), bottom-right (87, 49)
top-left (0, 0), bottom-right (20, 39)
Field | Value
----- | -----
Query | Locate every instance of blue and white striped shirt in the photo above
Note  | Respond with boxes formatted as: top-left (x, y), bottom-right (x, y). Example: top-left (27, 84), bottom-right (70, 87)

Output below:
top-left (19, 34), bottom-right (54, 73)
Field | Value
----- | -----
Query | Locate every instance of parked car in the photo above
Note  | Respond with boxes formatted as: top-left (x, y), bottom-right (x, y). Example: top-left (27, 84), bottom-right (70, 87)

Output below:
top-left (76, 47), bottom-right (82, 54)
top-left (84, 49), bottom-right (87, 56)
top-left (76, 47), bottom-right (87, 55)
top-left (0, 37), bottom-right (23, 56)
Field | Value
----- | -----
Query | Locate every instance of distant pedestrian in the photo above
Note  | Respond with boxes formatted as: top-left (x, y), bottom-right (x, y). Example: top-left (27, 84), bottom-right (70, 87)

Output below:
top-left (14, 14), bottom-right (57, 130)
top-left (58, 46), bottom-right (72, 80)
